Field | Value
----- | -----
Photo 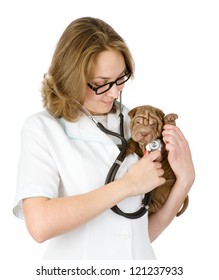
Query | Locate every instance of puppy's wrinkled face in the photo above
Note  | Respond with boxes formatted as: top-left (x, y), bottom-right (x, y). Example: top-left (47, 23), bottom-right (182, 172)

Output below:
top-left (131, 115), bottom-right (163, 145)
top-left (129, 106), bottom-right (164, 146)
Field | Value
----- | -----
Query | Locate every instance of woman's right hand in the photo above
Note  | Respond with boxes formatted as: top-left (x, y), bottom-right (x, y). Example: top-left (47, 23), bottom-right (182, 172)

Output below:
top-left (121, 150), bottom-right (165, 197)
top-left (22, 151), bottom-right (164, 243)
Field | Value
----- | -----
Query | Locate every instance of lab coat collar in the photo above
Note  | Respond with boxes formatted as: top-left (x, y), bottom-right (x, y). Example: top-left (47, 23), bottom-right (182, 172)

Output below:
top-left (60, 112), bottom-right (121, 144)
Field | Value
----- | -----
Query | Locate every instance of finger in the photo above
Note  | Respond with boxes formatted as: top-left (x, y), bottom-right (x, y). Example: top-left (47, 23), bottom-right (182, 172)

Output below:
top-left (154, 161), bottom-right (162, 169)
top-left (163, 126), bottom-right (183, 147)
top-left (157, 168), bottom-right (164, 177)
top-left (163, 125), bottom-right (185, 143)
top-left (163, 134), bottom-right (179, 147)
top-left (159, 177), bottom-right (166, 186)
top-left (147, 150), bottom-right (162, 161)
top-left (164, 142), bottom-right (177, 152)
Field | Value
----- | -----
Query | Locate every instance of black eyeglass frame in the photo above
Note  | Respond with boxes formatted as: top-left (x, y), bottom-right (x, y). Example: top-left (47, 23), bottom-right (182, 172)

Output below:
top-left (87, 72), bottom-right (131, 95)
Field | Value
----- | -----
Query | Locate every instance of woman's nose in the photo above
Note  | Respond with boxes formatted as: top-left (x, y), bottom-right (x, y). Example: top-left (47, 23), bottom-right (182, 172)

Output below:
top-left (106, 84), bottom-right (120, 98)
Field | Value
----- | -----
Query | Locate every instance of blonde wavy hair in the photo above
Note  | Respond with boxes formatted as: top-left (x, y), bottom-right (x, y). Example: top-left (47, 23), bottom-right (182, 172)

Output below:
top-left (42, 17), bottom-right (135, 122)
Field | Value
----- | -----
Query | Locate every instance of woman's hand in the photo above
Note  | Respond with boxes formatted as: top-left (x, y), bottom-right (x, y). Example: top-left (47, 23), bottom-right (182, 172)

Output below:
top-left (162, 124), bottom-right (195, 190)
top-left (121, 150), bottom-right (166, 197)
top-left (148, 125), bottom-right (195, 242)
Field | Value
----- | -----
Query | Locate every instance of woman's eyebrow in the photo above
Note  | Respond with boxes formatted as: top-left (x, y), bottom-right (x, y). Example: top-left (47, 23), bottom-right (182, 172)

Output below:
top-left (93, 68), bottom-right (126, 80)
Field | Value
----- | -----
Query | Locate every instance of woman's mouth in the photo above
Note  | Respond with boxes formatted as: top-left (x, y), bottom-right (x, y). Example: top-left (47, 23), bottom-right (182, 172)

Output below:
top-left (102, 100), bottom-right (114, 106)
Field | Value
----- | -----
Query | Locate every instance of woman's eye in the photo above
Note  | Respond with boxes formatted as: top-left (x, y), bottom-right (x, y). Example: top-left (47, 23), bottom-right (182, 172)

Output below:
top-left (93, 83), bottom-right (101, 87)
top-left (93, 82), bottom-right (106, 87)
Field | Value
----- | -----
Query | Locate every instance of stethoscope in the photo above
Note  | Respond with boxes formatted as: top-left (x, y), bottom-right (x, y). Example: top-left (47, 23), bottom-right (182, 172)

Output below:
top-left (76, 95), bottom-right (151, 219)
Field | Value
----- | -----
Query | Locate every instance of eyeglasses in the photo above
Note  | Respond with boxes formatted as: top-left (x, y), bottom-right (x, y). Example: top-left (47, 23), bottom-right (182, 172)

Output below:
top-left (87, 72), bottom-right (131, 95)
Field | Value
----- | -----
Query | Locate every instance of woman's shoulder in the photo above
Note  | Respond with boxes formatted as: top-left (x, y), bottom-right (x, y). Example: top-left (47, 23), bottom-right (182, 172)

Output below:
top-left (23, 110), bottom-right (55, 123)
top-left (22, 110), bottom-right (60, 128)
top-left (21, 110), bottom-right (64, 138)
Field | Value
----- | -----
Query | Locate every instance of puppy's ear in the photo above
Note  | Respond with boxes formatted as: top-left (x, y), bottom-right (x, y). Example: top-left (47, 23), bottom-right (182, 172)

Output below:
top-left (163, 113), bottom-right (178, 125)
top-left (128, 107), bottom-right (137, 118)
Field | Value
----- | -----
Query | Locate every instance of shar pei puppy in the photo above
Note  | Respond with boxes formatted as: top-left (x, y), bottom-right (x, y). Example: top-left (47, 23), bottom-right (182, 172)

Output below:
top-left (126, 105), bottom-right (189, 216)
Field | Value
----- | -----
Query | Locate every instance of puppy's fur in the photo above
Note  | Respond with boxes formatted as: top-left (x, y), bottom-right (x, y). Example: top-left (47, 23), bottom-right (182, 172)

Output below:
top-left (127, 105), bottom-right (189, 216)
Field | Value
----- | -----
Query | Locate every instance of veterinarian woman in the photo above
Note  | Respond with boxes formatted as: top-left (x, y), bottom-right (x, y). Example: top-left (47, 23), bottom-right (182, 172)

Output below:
top-left (13, 17), bottom-right (195, 259)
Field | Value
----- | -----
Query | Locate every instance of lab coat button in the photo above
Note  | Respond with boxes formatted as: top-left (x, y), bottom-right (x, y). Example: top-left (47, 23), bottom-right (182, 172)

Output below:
top-left (118, 232), bottom-right (130, 239)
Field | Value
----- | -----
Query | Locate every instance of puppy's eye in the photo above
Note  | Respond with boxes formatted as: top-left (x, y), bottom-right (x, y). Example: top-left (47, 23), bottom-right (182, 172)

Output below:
top-left (150, 120), bottom-right (157, 126)
top-left (135, 118), bottom-right (142, 125)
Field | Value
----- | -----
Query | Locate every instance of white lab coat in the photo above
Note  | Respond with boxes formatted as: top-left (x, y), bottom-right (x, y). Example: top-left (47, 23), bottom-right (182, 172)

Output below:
top-left (13, 106), bottom-right (156, 260)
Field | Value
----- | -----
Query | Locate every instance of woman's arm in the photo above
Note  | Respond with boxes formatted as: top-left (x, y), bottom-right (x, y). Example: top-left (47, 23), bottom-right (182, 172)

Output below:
top-left (148, 125), bottom-right (195, 241)
top-left (23, 179), bottom-right (130, 243)
top-left (23, 150), bottom-right (165, 243)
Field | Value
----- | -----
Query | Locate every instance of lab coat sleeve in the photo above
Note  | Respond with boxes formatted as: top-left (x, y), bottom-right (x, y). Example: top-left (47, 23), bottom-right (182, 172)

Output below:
top-left (13, 116), bottom-right (60, 219)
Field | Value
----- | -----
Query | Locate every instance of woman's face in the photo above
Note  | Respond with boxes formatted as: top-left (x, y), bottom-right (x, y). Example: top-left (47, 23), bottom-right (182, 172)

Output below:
top-left (83, 48), bottom-right (126, 115)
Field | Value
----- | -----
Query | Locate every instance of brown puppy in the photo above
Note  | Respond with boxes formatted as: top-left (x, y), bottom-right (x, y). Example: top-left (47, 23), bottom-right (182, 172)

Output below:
top-left (127, 105), bottom-right (189, 216)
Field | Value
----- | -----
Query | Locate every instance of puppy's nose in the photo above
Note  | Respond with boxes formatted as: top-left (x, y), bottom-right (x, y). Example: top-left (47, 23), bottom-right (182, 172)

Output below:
top-left (141, 131), bottom-right (148, 136)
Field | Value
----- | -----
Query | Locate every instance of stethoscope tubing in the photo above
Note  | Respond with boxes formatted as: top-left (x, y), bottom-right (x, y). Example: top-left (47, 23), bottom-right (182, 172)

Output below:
top-left (96, 112), bottom-right (152, 219)
top-left (77, 101), bottom-right (151, 219)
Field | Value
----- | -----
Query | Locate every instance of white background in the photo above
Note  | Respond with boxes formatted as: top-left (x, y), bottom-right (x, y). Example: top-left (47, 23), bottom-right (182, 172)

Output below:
top-left (1, 0), bottom-right (219, 278)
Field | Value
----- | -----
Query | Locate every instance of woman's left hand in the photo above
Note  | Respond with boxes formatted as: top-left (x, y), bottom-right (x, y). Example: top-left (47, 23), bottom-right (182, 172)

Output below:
top-left (162, 124), bottom-right (195, 190)
top-left (149, 125), bottom-right (195, 242)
